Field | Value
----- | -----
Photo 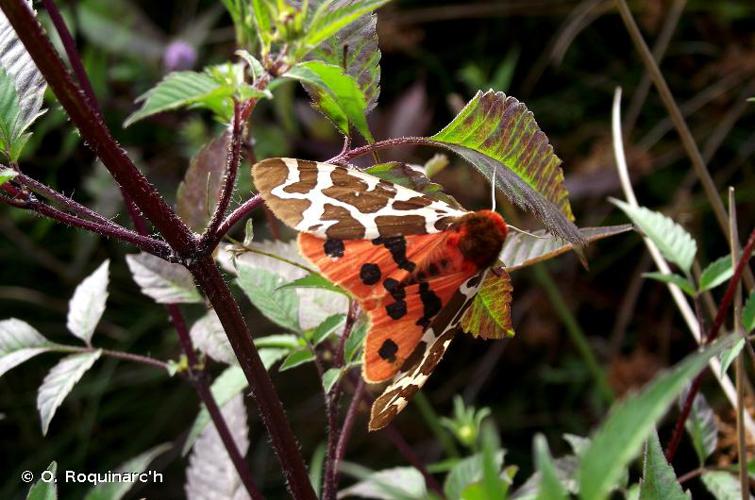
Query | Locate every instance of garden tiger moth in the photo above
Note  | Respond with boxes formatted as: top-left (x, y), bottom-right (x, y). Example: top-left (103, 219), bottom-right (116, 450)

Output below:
top-left (252, 157), bottom-right (510, 430)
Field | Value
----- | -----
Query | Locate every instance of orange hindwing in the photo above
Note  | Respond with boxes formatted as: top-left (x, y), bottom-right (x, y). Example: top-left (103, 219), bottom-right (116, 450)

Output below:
top-left (298, 231), bottom-right (478, 382)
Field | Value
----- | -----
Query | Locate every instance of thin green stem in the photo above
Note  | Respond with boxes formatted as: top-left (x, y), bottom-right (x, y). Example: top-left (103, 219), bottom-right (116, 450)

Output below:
top-left (532, 264), bottom-right (614, 403)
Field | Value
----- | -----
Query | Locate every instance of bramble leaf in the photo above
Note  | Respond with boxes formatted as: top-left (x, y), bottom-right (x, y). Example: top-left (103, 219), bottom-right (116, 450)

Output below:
top-left (237, 262), bottom-right (301, 333)
top-left (302, 0), bottom-right (391, 57)
top-left (430, 90), bottom-right (583, 248)
top-left (310, 314), bottom-right (346, 346)
top-left (0, 318), bottom-right (55, 378)
top-left (699, 256), bottom-right (734, 293)
top-left (308, 10), bottom-right (380, 111)
top-left (642, 272), bottom-right (695, 297)
top-left (37, 350), bottom-right (101, 435)
top-left (639, 430), bottom-right (687, 500)
top-left (279, 348), bottom-right (315, 371)
top-left (189, 311), bottom-right (236, 365)
top-left (610, 199), bottom-right (697, 274)
top-left (460, 270), bottom-right (514, 340)
top-left (0, 0), bottom-right (46, 161)
top-left (124, 71), bottom-right (228, 127)
top-left (126, 252), bottom-right (202, 304)
top-left (501, 225), bottom-right (632, 272)
top-left (701, 471), bottom-right (752, 500)
top-left (366, 161), bottom-right (462, 209)
top-left (177, 132), bottom-right (231, 232)
top-left (66, 260), bottom-right (109, 344)
top-left (578, 334), bottom-right (738, 499)
top-left (85, 444), bottom-right (171, 500)
top-left (185, 395), bottom-right (249, 500)
top-left (277, 273), bottom-right (348, 296)
top-left (679, 387), bottom-right (718, 465)
top-left (283, 61), bottom-right (373, 142)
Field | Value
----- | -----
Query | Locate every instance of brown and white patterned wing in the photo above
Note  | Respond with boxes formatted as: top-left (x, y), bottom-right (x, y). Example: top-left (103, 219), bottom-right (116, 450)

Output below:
top-left (368, 272), bottom-right (485, 431)
top-left (252, 158), bottom-right (467, 240)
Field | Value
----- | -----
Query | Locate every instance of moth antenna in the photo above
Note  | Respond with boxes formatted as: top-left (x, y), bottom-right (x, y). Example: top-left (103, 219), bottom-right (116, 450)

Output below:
top-left (507, 224), bottom-right (549, 239)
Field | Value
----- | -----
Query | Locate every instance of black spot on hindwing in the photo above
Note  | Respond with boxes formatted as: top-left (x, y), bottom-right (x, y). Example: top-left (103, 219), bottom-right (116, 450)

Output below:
top-left (372, 236), bottom-right (416, 272)
top-left (323, 238), bottom-right (345, 258)
top-left (360, 263), bottom-right (381, 285)
top-left (385, 300), bottom-right (407, 320)
top-left (378, 339), bottom-right (399, 362)
top-left (416, 282), bottom-right (442, 327)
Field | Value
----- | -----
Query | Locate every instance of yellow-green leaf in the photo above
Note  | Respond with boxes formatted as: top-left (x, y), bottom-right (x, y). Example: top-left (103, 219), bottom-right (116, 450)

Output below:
top-left (460, 270), bottom-right (514, 340)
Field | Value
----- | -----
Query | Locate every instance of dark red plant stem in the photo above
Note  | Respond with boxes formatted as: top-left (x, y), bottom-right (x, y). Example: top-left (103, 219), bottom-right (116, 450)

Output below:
top-left (323, 301), bottom-right (359, 500)
top-left (14, 172), bottom-right (125, 229)
top-left (202, 101), bottom-right (246, 251)
top-left (666, 228), bottom-right (755, 461)
top-left (40, 0), bottom-right (99, 114)
top-left (169, 298), bottom-right (262, 500)
top-left (335, 378), bottom-right (365, 462)
top-left (189, 255), bottom-right (316, 500)
top-left (1, 186), bottom-right (173, 259)
top-left (0, 0), bottom-right (196, 255)
top-left (211, 194), bottom-right (263, 246)
top-left (332, 136), bottom-right (433, 163)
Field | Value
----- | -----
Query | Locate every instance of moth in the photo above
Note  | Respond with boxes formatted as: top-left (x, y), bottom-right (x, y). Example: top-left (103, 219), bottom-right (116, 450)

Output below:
top-left (252, 157), bottom-right (511, 430)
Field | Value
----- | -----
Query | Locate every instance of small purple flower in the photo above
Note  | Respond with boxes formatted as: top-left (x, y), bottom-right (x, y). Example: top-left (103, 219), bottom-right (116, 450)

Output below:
top-left (163, 40), bottom-right (197, 71)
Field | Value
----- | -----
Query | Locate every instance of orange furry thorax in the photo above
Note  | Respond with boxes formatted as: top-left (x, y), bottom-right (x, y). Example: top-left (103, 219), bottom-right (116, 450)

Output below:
top-left (447, 210), bottom-right (508, 270)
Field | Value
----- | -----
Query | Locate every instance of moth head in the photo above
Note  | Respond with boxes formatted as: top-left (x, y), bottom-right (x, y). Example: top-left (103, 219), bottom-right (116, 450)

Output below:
top-left (453, 210), bottom-right (508, 269)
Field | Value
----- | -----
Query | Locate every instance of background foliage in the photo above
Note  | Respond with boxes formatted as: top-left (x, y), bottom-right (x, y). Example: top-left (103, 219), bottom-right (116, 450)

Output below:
top-left (1, 0), bottom-right (754, 498)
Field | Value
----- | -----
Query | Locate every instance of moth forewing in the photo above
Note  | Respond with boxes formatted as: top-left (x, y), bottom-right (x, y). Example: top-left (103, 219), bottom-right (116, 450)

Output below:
top-left (252, 158), bottom-right (466, 240)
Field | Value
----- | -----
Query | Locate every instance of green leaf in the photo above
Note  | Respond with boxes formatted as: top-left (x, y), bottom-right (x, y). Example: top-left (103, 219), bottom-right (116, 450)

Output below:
top-left (577, 334), bottom-right (737, 499)
top-left (460, 270), bottom-right (514, 340)
top-left (743, 291), bottom-right (755, 332)
top-left (338, 465), bottom-right (427, 499)
top-left (189, 311), bottom-right (236, 365)
top-left (0, 1), bottom-right (46, 161)
top-left (0, 165), bottom-right (16, 185)
top-left (639, 430), bottom-right (687, 500)
top-left (322, 367), bottom-right (342, 393)
top-left (237, 263), bottom-right (301, 332)
top-left (184, 365), bottom-right (244, 455)
top-left (125, 252), bottom-right (202, 304)
top-left (279, 348), bottom-right (316, 371)
top-left (124, 71), bottom-right (230, 127)
top-left (243, 218), bottom-right (255, 247)
top-left (84, 444), bottom-right (171, 500)
top-left (308, 10), bottom-right (381, 111)
top-left (0, 318), bottom-right (55, 378)
top-left (66, 260), bottom-right (109, 345)
top-left (309, 442), bottom-right (327, 498)
top-left (720, 339), bottom-right (746, 377)
top-left (502, 225), bottom-right (633, 272)
top-left (610, 199), bottom-right (697, 274)
top-left (430, 91), bottom-right (582, 248)
top-left (701, 471), bottom-right (753, 500)
top-left (176, 132), bottom-right (231, 233)
top-left (37, 350), bottom-right (101, 435)
top-left (679, 388), bottom-right (718, 465)
top-left (303, 0), bottom-right (391, 55)
top-left (283, 60), bottom-right (373, 141)
top-left (344, 319), bottom-right (368, 364)
top-left (277, 273), bottom-right (348, 296)
top-left (182, 348), bottom-right (285, 455)
top-left (311, 314), bottom-right (346, 346)
top-left (366, 161), bottom-right (462, 208)
top-left (699, 256), bottom-right (734, 292)
top-left (444, 452), bottom-right (505, 500)
top-left (642, 272), bottom-right (696, 296)
top-left (254, 334), bottom-right (302, 350)
top-left (26, 462), bottom-right (57, 500)
top-left (534, 434), bottom-right (567, 500)
top-left (251, 0), bottom-right (275, 45)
